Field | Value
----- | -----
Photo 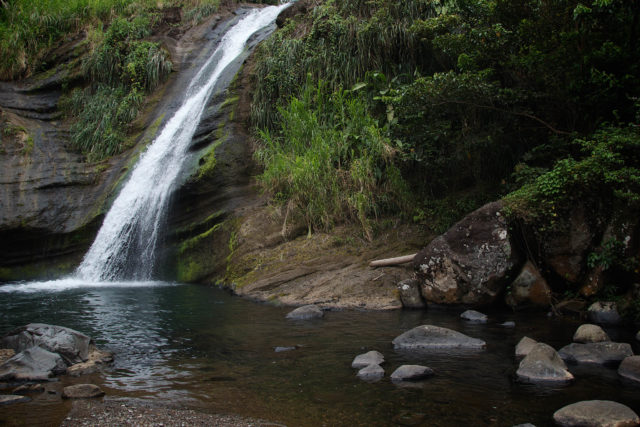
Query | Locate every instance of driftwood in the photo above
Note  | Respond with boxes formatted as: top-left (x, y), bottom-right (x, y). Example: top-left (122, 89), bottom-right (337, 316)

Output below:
top-left (369, 254), bottom-right (416, 268)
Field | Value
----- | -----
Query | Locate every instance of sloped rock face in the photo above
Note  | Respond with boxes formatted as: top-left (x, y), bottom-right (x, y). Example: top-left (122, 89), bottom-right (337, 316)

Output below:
top-left (413, 201), bottom-right (523, 306)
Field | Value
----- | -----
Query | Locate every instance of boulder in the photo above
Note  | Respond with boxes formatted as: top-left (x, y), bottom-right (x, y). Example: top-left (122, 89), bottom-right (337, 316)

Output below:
top-left (285, 305), bottom-right (324, 320)
top-left (553, 400), bottom-right (639, 427)
top-left (505, 261), bottom-right (551, 308)
top-left (62, 384), bottom-right (105, 399)
top-left (0, 395), bottom-right (30, 405)
top-left (618, 356), bottom-right (640, 384)
top-left (573, 324), bottom-right (610, 343)
top-left (0, 346), bottom-right (67, 381)
top-left (356, 364), bottom-right (384, 382)
top-left (413, 201), bottom-right (522, 306)
top-left (390, 365), bottom-right (434, 382)
top-left (460, 310), bottom-right (488, 323)
top-left (515, 337), bottom-right (538, 359)
top-left (516, 343), bottom-right (574, 384)
top-left (1, 323), bottom-right (90, 365)
top-left (352, 351), bottom-right (385, 369)
top-left (397, 279), bottom-right (425, 309)
top-left (558, 342), bottom-right (633, 366)
top-left (588, 302), bottom-right (623, 325)
top-left (392, 325), bottom-right (486, 350)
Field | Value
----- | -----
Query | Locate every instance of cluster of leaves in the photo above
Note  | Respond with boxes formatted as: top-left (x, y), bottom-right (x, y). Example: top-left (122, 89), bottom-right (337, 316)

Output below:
top-left (255, 80), bottom-right (408, 239)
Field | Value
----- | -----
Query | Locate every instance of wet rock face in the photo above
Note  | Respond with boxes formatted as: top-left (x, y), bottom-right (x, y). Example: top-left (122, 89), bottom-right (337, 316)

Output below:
top-left (413, 201), bottom-right (522, 306)
top-left (553, 400), bottom-right (640, 427)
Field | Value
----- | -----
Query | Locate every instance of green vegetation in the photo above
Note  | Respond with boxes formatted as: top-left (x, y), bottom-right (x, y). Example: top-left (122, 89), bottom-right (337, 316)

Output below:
top-left (252, 0), bottom-right (640, 242)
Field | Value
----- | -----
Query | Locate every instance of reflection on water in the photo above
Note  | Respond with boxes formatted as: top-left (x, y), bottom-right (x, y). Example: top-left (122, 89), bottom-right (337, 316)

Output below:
top-left (1, 283), bottom-right (639, 426)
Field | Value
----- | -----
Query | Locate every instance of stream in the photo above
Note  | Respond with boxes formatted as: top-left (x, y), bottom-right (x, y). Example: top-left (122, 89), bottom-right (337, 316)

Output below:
top-left (1, 282), bottom-right (639, 426)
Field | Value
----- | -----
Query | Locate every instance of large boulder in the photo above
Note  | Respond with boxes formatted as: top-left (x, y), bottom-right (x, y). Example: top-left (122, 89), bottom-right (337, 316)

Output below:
top-left (553, 400), bottom-right (639, 427)
top-left (392, 325), bottom-right (486, 350)
top-left (1, 323), bottom-right (90, 365)
top-left (558, 342), bottom-right (633, 366)
top-left (352, 351), bottom-right (385, 369)
top-left (0, 346), bottom-right (67, 381)
top-left (618, 356), bottom-right (640, 385)
top-left (516, 343), bottom-right (574, 384)
top-left (588, 302), bottom-right (623, 325)
top-left (413, 201), bottom-right (522, 306)
top-left (573, 324), bottom-right (610, 343)
top-left (505, 261), bottom-right (551, 308)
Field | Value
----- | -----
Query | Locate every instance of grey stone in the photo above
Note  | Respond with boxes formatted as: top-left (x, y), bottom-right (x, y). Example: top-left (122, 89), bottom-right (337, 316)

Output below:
top-left (516, 343), bottom-right (574, 384)
top-left (0, 346), bottom-right (67, 381)
top-left (390, 365), bottom-right (434, 381)
top-left (553, 400), bottom-right (639, 427)
top-left (392, 325), bottom-right (486, 350)
top-left (501, 321), bottom-right (516, 328)
top-left (573, 324), bottom-right (610, 343)
top-left (413, 201), bottom-right (522, 306)
top-left (558, 342), bottom-right (633, 366)
top-left (62, 384), bottom-right (105, 399)
top-left (460, 310), bottom-right (488, 323)
top-left (618, 356), bottom-right (640, 384)
top-left (588, 302), bottom-right (623, 325)
top-left (0, 395), bottom-right (30, 405)
top-left (285, 305), bottom-right (323, 320)
top-left (397, 279), bottom-right (425, 309)
top-left (1, 323), bottom-right (90, 365)
top-left (356, 364), bottom-right (384, 382)
top-left (352, 351), bottom-right (385, 369)
top-left (515, 336), bottom-right (538, 359)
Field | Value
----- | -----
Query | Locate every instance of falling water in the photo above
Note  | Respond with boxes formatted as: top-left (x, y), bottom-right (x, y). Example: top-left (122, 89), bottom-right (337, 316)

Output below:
top-left (76, 4), bottom-right (290, 281)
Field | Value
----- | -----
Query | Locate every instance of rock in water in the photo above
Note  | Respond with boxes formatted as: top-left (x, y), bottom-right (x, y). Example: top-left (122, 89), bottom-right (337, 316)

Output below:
top-left (285, 305), bottom-right (324, 320)
top-left (0, 395), bottom-right (31, 405)
top-left (356, 364), bottom-right (384, 382)
top-left (516, 343), bottom-right (574, 384)
top-left (352, 351), bottom-right (385, 369)
top-left (553, 400), bottom-right (639, 427)
top-left (392, 325), bottom-right (486, 350)
top-left (62, 384), bottom-right (105, 399)
top-left (0, 346), bottom-right (67, 381)
top-left (558, 342), bottom-right (633, 366)
top-left (588, 302), bottom-right (622, 325)
top-left (460, 310), bottom-right (488, 323)
top-left (397, 279), bottom-right (425, 309)
top-left (390, 365), bottom-right (434, 382)
top-left (515, 337), bottom-right (538, 359)
top-left (1, 324), bottom-right (90, 364)
top-left (618, 356), bottom-right (640, 385)
top-left (413, 201), bottom-right (522, 306)
top-left (573, 324), bottom-right (610, 343)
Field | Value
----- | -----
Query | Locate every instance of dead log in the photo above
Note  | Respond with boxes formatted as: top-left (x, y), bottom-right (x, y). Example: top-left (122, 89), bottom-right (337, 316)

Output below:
top-left (369, 254), bottom-right (416, 268)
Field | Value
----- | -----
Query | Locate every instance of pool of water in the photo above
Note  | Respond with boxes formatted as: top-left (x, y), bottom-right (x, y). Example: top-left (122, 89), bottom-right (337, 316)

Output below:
top-left (1, 282), bottom-right (639, 426)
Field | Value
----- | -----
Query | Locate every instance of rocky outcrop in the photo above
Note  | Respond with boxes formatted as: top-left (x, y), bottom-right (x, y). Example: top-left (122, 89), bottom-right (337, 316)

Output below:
top-left (505, 261), bottom-right (551, 309)
top-left (0, 346), bottom-right (67, 381)
top-left (413, 201), bottom-right (522, 306)
top-left (573, 324), bottom-right (610, 343)
top-left (352, 351), bottom-right (384, 369)
top-left (553, 400), bottom-right (639, 427)
top-left (1, 323), bottom-right (90, 365)
top-left (392, 325), bottom-right (486, 350)
top-left (390, 365), bottom-right (434, 382)
top-left (516, 343), bottom-right (574, 384)
top-left (62, 384), bottom-right (105, 399)
top-left (286, 304), bottom-right (324, 320)
top-left (558, 342), bottom-right (633, 366)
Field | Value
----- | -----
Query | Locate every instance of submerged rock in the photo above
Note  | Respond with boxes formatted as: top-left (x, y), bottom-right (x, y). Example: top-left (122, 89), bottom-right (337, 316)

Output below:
top-left (0, 346), bottom-right (67, 381)
top-left (356, 364), bottom-right (384, 382)
top-left (588, 302), bottom-right (623, 325)
top-left (553, 400), bottom-right (639, 427)
top-left (397, 279), bottom-right (425, 309)
top-left (515, 337), bottom-right (538, 359)
top-left (558, 342), bottom-right (633, 366)
top-left (390, 365), bottom-right (434, 382)
top-left (285, 305), bottom-right (324, 320)
top-left (413, 201), bottom-right (522, 306)
top-left (1, 323), bottom-right (90, 365)
top-left (392, 325), bottom-right (486, 350)
top-left (573, 324), bottom-right (610, 343)
top-left (618, 356), bottom-right (640, 384)
top-left (62, 384), bottom-right (105, 399)
top-left (0, 395), bottom-right (31, 405)
top-left (516, 343), bottom-right (573, 384)
top-left (352, 351), bottom-right (385, 369)
top-left (460, 310), bottom-right (488, 323)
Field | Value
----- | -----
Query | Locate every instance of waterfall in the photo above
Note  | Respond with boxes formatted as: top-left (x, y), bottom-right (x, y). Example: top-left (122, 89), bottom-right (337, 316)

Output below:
top-left (76, 4), bottom-right (290, 282)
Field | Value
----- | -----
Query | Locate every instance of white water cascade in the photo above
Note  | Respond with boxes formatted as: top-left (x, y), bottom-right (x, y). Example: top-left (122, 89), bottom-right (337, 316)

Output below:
top-left (76, 4), bottom-right (290, 282)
